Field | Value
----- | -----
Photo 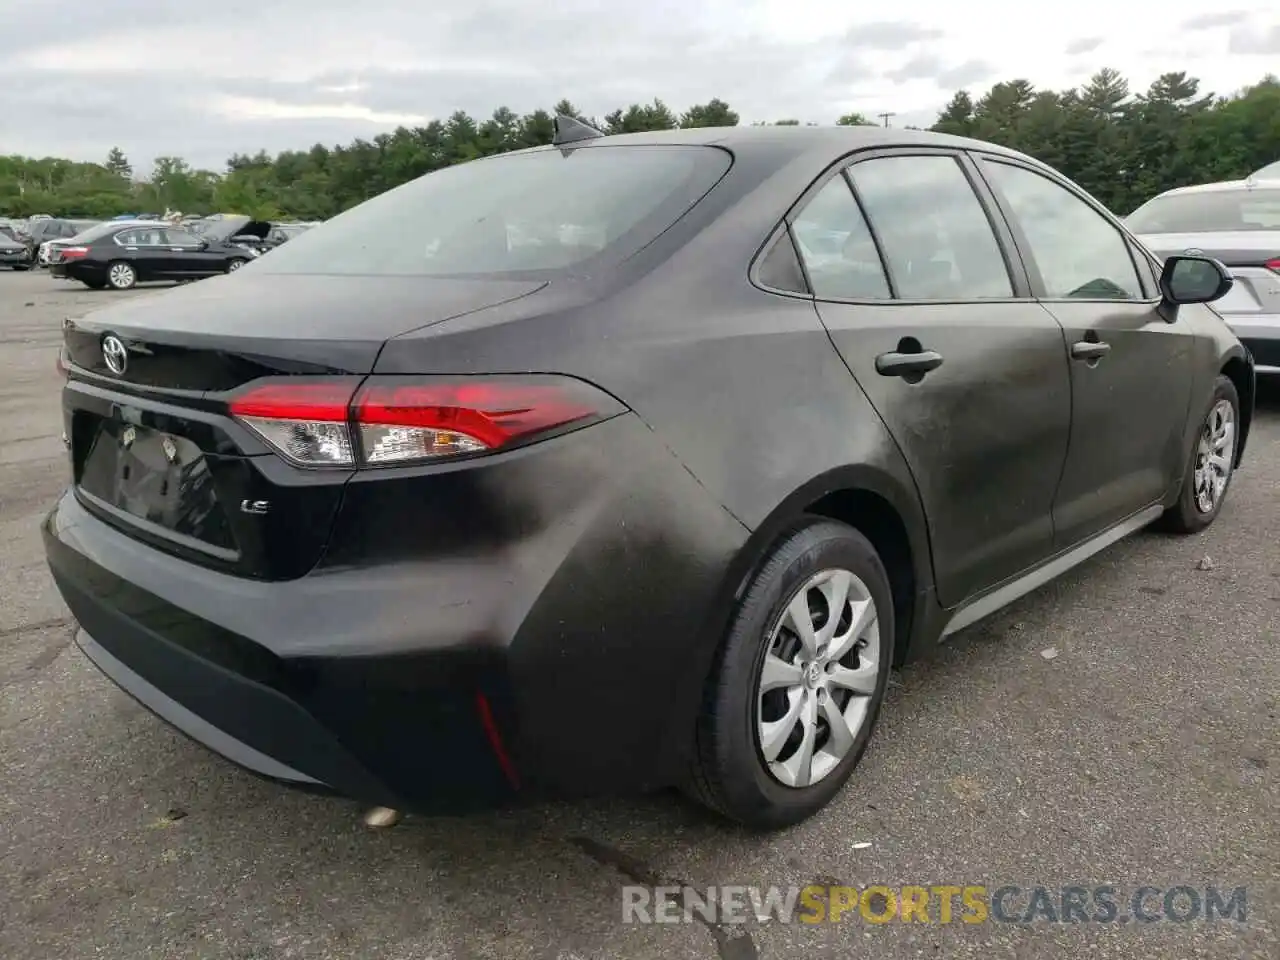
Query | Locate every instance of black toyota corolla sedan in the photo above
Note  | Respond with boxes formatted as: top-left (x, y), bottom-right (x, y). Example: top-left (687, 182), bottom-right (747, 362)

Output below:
top-left (48, 219), bottom-right (263, 289)
top-left (45, 121), bottom-right (1254, 828)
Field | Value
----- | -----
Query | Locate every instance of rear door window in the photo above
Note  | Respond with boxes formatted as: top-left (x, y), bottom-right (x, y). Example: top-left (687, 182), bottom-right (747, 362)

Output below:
top-left (791, 176), bottom-right (891, 299)
top-left (254, 145), bottom-right (731, 279)
top-left (847, 154), bottom-right (1014, 300)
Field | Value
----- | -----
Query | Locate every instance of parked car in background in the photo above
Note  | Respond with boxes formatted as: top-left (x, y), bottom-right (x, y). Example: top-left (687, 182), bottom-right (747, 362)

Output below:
top-left (24, 218), bottom-right (101, 265)
top-left (1252, 160), bottom-right (1280, 180)
top-left (0, 224), bottom-right (33, 269)
top-left (49, 220), bottom-right (260, 289)
top-left (45, 124), bottom-right (1253, 829)
top-left (265, 222), bottom-right (315, 247)
top-left (1128, 178), bottom-right (1280, 375)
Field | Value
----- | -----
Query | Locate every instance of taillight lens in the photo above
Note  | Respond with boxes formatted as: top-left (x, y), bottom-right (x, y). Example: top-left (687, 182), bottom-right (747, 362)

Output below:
top-left (55, 346), bottom-right (69, 377)
top-left (230, 381), bottom-right (360, 466)
top-left (1265, 257), bottom-right (1280, 274)
top-left (60, 246), bottom-right (89, 260)
top-left (228, 375), bottom-right (622, 468)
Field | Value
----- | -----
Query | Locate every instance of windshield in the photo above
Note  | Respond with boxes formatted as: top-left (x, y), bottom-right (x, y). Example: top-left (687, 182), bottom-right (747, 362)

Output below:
top-left (0, 225), bottom-right (16, 241)
top-left (1126, 188), bottom-right (1280, 233)
top-left (1254, 160), bottom-right (1280, 180)
top-left (256, 145), bottom-right (732, 279)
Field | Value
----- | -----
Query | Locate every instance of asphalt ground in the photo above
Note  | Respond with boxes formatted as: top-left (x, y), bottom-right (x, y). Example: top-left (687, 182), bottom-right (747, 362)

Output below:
top-left (1, 267), bottom-right (1276, 960)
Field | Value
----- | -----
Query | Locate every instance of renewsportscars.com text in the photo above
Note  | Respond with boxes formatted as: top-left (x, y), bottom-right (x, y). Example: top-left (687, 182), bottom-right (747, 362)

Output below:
top-left (622, 884), bottom-right (1248, 925)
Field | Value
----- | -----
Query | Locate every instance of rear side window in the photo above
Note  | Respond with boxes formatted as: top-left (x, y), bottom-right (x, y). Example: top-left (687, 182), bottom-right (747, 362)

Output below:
top-left (256, 145), bottom-right (731, 279)
top-left (848, 155), bottom-right (1013, 300)
top-left (791, 176), bottom-right (890, 299)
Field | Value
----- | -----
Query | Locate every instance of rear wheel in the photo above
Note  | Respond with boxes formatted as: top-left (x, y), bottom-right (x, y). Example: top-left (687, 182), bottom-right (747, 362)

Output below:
top-left (106, 261), bottom-right (137, 290)
top-left (226, 258), bottom-right (247, 272)
top-left (688, 518), bottom-right (894, 829)
top-left (82, 279), bottom-right (107, 290)
top-left (1160, 374), bottom-right (1239, 534)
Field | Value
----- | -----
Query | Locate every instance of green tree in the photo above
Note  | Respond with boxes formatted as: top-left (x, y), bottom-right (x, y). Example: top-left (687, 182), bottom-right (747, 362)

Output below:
top-left (3, 78), bottom-right (1279, 222)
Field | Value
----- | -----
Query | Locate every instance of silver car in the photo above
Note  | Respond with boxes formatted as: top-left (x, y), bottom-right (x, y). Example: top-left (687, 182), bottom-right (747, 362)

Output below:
top-left (1128, 178), bottom-right (1280, 375)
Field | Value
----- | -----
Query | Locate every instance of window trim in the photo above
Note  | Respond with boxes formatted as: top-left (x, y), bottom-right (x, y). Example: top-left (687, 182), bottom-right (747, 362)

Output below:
top-left (762, 146), bottom-right (1035, 306)
top-left (972, 154), bottom-right (1161, 306)
top-left (748, 222), bottom-right (813, 299)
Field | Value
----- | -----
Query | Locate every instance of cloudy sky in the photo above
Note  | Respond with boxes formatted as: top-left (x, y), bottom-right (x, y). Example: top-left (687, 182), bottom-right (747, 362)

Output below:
top-left (1, 1), bottom-right (1276, 172)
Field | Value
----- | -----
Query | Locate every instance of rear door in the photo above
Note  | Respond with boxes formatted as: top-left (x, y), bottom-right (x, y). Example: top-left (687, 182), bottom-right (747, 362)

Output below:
top-left (797, 149), bottom-right (1073, 608)
top-left (112, 226), bottom-right (168, 280)
top-left (975, 156), bottom-right (1194, 550)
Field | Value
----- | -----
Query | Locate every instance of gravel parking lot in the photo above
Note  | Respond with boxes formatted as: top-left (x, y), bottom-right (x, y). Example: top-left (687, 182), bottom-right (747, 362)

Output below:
top-left (1, 268), bottom-right (1276, 960)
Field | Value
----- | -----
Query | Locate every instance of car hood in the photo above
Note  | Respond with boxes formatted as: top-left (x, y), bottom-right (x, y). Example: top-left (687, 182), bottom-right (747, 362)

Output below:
top-left (206, 217), bottom-right (272, 242)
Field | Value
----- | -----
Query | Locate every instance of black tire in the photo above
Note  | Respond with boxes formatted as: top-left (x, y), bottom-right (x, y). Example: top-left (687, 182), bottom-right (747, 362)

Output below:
top-left (82, 279), bottom-right (107, 290)
top-left (688, 518), bottom-right (895, 829)
top-left (13, 264), bottom-right (29, 272)
top-left (1159, 374), bottom-right (1240, 534)
top-left (106, 261), bottom-right (137, 290)
top-left (226, 258), bottom-right (247, 273)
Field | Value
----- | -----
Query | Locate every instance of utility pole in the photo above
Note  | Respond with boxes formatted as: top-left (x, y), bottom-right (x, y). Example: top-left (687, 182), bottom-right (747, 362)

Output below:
top-left (878, 112), bottom-right (896, 128)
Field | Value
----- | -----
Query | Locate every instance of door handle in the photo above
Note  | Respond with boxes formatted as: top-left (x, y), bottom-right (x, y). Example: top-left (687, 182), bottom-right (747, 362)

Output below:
top-left (875, 349), bottom-right (944, 378)
top-left (1070, 340), bottom-right (1111, 361)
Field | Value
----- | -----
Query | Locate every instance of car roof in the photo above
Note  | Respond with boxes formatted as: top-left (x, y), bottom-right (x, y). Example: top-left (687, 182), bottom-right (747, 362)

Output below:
top-left (523, 124), bottom-right (1031, 165)
top-left (1149, 178), bottom-right (1280, 198)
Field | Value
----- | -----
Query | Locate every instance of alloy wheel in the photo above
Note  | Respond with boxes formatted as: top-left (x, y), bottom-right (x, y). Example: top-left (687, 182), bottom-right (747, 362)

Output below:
top-left (1193, 398), bottom-right (1235, 514)
top-left (756, 567), bottom-right (881, 788)
top-left (108, 263), bottom-right (135, 289)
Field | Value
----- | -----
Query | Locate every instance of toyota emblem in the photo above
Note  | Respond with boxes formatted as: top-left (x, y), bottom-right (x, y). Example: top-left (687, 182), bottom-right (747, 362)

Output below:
top-left (102, 335), bottom-right (128, 375)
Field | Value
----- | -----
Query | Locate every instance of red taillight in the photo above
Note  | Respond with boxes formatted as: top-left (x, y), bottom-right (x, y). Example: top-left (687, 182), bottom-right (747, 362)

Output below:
top-left (1265, 257), bottom-right (1280, 274)
top-left (59, 246), bottom-right (89, 261)
top-left (228, 376), bottom-right (619, 468)
top-left (55, 346), bottom-right (69, 377)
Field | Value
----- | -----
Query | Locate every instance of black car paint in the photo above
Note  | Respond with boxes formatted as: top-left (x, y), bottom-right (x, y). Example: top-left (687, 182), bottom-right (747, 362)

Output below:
top-left (44, 127), bottom-right (1254, 813)
top-left (52, 224), bottom-right (257, 286)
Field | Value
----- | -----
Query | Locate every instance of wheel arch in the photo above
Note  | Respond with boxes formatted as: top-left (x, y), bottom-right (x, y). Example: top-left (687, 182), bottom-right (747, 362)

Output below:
top-left (1220, 350), bottom-right (1253, 467)
top-left (717, 465), bottom-right (934, 669)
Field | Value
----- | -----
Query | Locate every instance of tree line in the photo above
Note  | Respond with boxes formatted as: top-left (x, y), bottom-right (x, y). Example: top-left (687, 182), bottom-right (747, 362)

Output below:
top-left (1, 71), bottom-right (1277, 223)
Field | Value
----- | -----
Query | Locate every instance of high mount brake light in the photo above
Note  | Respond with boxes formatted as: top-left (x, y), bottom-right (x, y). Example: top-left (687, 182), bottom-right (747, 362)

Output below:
top-left (228, 376), bottom-right (620, 468)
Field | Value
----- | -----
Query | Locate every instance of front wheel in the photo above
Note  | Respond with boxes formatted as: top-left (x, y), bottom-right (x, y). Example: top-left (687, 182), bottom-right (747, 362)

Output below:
top-left (106, 261), bottom-right (137, 290)
top-left (688, 518), bottom-right (894, 829)
top-left (1159, 374), bottom-right (1240, 534)
top-left (226, 258), bottom-right (247, 273)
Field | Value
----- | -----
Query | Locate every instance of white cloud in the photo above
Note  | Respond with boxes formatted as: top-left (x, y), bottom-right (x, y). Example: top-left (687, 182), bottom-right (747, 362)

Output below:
top-left (0, 0), bottom-right (1275, 169)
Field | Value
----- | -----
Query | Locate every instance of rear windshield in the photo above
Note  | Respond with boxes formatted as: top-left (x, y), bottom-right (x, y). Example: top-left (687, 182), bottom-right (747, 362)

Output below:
top-left (71, 222), bottom-right (130, 243)
top-left (1126, 188), bottom-right (1280, 233)
top-left (255, 145), bottom-right (731, 279)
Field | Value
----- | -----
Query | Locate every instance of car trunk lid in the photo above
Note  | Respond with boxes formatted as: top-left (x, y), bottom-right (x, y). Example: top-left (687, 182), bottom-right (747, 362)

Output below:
top-left (61, 273), bottom-right (546, 579)
top-left (1136, 231), bottom-right (1280, 317)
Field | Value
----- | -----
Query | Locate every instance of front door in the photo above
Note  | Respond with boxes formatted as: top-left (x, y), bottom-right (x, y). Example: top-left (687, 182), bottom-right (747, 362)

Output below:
top-left (794, 150), bottom-right (1073, 608)
top-left (160, 228), bottom-right (225, 277)
top-left (976, 157), bottom-right (1194, 549)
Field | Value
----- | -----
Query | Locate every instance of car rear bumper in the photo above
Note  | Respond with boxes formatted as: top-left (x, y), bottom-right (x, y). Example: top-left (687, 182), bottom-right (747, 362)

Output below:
top-left (44, 413), bottom-right (749, 811)
top-left (1225, 314), bottom-right (1280, 373)
top-left (56, 262), bottom-right (104, 282)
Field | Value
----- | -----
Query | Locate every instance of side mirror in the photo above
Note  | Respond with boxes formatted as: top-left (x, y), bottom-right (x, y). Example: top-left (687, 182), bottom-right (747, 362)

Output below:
top-left (1159, 255), bottom-right (1233, 305)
